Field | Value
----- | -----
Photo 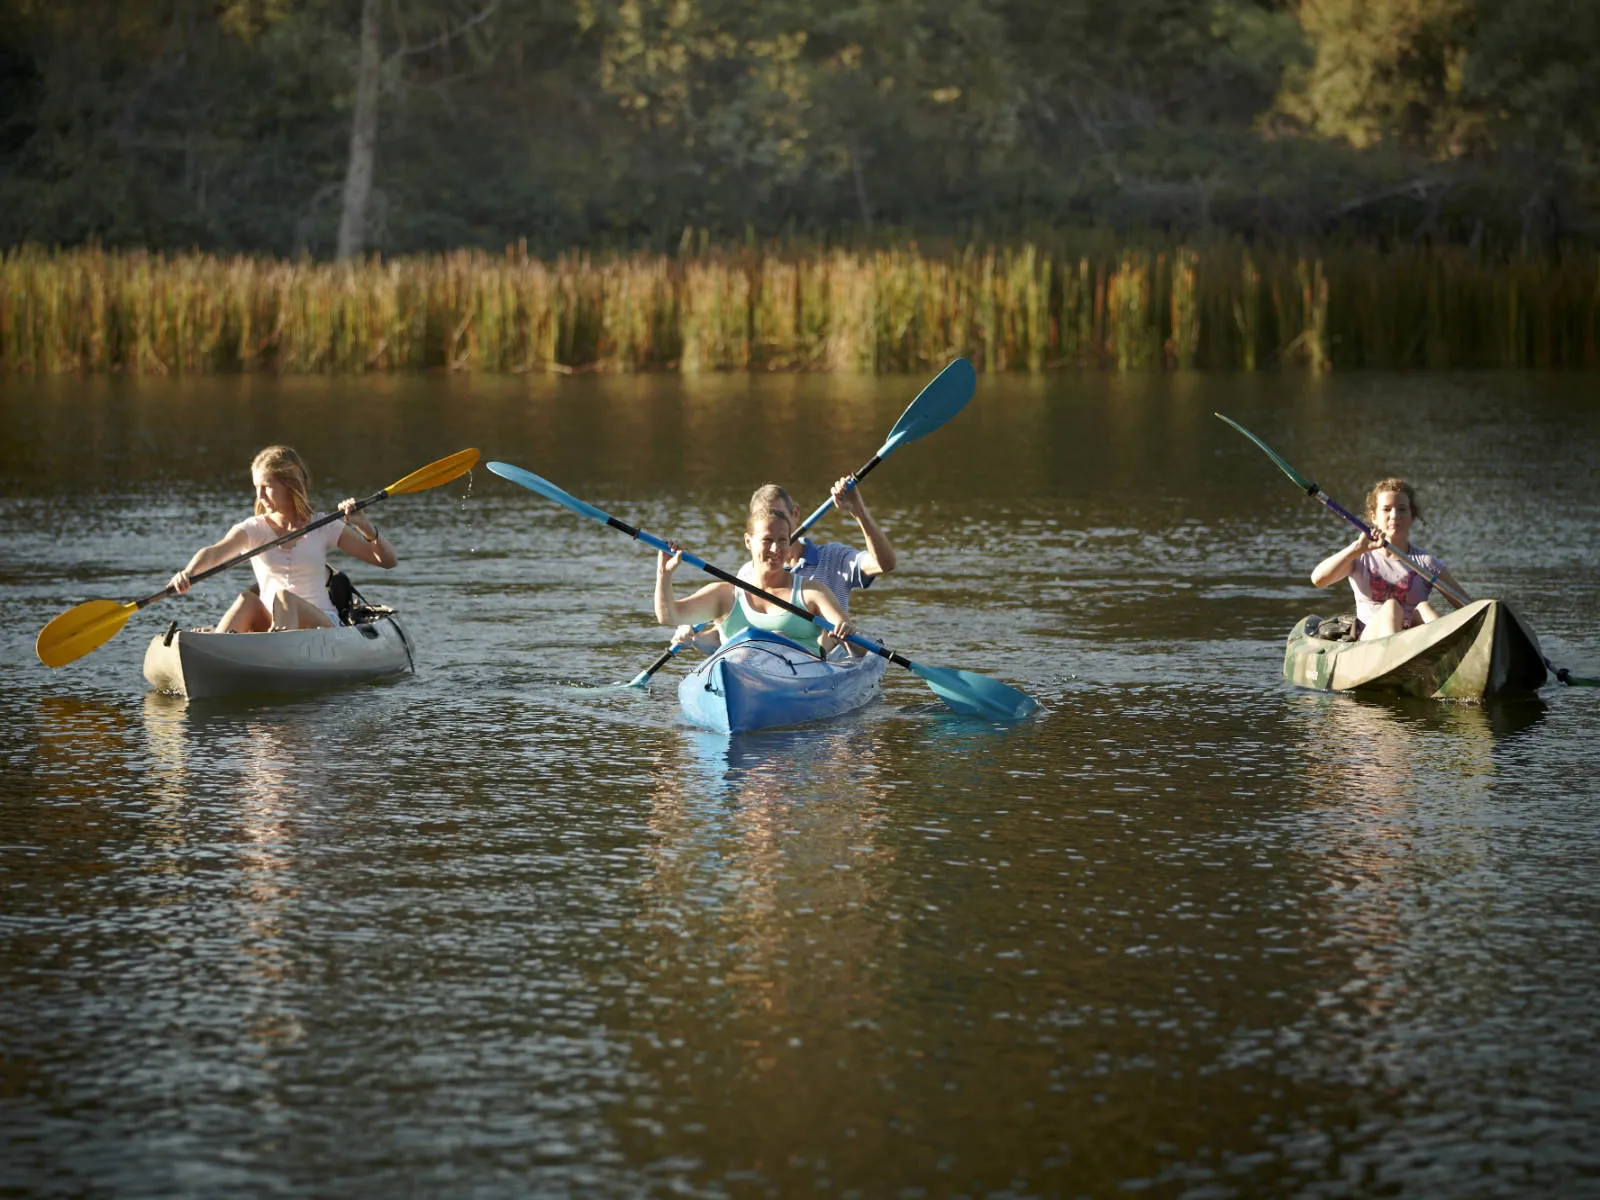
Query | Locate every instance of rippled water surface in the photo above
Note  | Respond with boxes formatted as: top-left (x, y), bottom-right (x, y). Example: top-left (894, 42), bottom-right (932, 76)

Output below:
top-left (3, 373), bottom-right (1599, 1197)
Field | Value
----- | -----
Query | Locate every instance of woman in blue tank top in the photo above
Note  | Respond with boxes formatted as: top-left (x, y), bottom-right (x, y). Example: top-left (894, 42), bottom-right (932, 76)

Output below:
top-left (653, 507), bottom-right (856, 657)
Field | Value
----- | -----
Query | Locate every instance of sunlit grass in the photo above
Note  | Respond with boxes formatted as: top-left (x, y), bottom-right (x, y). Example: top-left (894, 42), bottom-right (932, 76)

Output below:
top-left (3, 241), bottom-right (1596, 373)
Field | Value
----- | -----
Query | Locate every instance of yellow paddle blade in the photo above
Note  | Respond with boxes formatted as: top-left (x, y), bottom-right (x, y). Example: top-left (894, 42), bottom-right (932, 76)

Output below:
top-left (383, 448), bottom-right (481, 497)
top-left (36, 599), bottom-right (140, 668)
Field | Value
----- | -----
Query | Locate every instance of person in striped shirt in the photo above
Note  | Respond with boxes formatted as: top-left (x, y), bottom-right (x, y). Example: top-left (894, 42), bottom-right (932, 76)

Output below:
top-left (748, 478), bottom-right (896, 613)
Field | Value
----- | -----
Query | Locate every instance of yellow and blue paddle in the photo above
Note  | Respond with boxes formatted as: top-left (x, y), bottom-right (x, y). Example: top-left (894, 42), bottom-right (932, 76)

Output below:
top-left (487, 461), bottom-right (1039, 721)
top-left (35, 448), bottom-right (481, 669)
top-left (1215, 413), bottom-right (1597, 687)
top-left (793, 356), bottom-right (975, 535)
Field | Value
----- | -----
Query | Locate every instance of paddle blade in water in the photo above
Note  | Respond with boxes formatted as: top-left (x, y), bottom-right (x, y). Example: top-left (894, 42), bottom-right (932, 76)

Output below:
top-left (881, 357), bottom-right (976, 454)
top-left (36, 599), bottom-right (139, 668)
top-left (385, 448), bottom-right (481, 496)
top-left (911, 662), bottom-right (1038, 721)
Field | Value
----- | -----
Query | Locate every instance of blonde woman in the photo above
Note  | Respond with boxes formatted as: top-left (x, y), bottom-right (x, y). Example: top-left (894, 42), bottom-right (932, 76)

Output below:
top-left (656, 507), bottom-right (855, 658)
top-left (168, 446), bottom-right (397, 632)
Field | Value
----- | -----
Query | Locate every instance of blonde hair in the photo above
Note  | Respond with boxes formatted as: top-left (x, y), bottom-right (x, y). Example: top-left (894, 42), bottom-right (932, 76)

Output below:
top-left (1365, 477), bottom-right (1421, 523)
top-left (749, 483), bottom-right (795, 516)
top-left (251, 445), bottom-right (315, 525)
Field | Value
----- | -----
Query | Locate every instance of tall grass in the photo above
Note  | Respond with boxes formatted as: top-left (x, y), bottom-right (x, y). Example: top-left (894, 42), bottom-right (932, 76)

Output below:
top-left (4, 240), bottom-right (1597, 373)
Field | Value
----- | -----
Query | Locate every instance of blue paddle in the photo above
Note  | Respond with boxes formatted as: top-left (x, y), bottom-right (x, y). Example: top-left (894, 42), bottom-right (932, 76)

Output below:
top-left (620, 621), bottom-right (712, 689)
top-left (1215, 413), bottom-right (1598, 687)
top-left (793, 357), bottom-right (976, 536)
top-left (488, 461), bottom-right (1038, 721)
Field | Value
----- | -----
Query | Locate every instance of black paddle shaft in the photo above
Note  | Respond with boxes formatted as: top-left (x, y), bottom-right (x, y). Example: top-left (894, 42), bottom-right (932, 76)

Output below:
top-left (638, 645), bottom-right (678, 679)
top-left (142, 487), bottom-right (388, 609)
top-left (848, 454), bottom-right (884, 485)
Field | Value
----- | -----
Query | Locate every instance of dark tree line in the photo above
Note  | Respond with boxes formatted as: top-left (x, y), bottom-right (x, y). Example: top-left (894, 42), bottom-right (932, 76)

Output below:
top-left (3, 0), bottom-right (1597, 258)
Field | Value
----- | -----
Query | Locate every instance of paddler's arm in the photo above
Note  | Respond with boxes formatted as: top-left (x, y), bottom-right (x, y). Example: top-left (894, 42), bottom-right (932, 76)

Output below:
top-left (1311, 530), bottom-right (1381, 588)
top-left (168, 525), bottom-right (253, 594)
top-left (833, 476), bottom-right (896, 577)
top-left (805, 581), bottom-right (857, 655)
top-left (337, 497), bottom-right (398, 569)
top-left (654, 546), bottom-right (730, 626)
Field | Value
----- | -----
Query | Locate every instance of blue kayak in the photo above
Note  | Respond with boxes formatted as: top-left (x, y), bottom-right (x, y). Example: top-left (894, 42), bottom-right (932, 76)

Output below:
top-left (677, 627), bottom-right (889, 734)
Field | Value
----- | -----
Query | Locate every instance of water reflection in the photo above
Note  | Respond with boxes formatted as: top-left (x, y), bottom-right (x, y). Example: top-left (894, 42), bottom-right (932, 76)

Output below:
top-left (1293, 691), bottom-right (1547, 792)
top-left (1284, 689), bottom-right (1552, 1079)
top-left (632, 725), bottom-right (896, 1063)
top-left (25, 696), bottom-right (139, 801)
top-left (142, 691), bottom-right (191, 798)
top-left (140, 696), bottom-right (309, 1054)
top-left (223, 713), bottom-right (306, 1054)
top-left (5, 373), bottom-right (1599, 1196)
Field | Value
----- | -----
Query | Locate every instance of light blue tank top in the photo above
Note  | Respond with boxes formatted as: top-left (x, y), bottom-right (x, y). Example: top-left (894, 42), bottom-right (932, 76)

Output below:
top-left (719, 576), bottom-right (822, 652)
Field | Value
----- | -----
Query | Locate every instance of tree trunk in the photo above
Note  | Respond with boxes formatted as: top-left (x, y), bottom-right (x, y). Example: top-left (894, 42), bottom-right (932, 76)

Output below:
top-left (847, 136), bottom-right (873, 234)
top-left (336, 0), bottom-right (382, 260)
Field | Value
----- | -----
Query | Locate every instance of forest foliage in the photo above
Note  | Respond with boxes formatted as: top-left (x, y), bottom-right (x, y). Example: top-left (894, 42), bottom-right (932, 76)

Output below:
top-left (2, 0), bottom-right (1598, 258)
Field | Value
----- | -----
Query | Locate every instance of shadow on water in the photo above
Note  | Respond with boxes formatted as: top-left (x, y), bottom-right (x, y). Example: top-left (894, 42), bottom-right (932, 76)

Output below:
top-left (1291, 689), bottom-right (1548, 756)
top-left (1286, 684), bottom-right (1548, 800)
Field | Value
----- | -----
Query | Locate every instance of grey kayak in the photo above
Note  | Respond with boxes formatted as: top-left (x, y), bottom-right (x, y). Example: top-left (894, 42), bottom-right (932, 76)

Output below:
top-left (144, 616), bottom-right (413, 700)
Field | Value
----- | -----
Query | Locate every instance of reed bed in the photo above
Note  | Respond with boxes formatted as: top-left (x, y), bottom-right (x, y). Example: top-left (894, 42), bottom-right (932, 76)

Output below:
top-left (4, 241), bottom-right (1598, 373)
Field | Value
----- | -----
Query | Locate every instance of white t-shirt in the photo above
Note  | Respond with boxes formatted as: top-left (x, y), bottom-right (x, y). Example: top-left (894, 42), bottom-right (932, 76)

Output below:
top-left (1349, 546), bottom-right (1444, 630)
top-left (229, 513), bottom-right (343, 621)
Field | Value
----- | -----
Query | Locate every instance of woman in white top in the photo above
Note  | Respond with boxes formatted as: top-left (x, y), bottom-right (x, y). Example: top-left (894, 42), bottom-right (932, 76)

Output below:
top-left (1310, 476), bottom-right (1469, 641)
top-left (167, 445), bottom-right (398, 632)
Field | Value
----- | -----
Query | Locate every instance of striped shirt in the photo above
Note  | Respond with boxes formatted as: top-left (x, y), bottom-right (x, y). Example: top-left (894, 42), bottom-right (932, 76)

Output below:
top-left (790, 538), bottom-right (873, 613)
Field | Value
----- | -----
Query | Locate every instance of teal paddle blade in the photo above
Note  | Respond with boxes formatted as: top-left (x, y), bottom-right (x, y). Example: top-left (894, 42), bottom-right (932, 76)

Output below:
top-left (911, 662), bottom-right (1038, 721)
top-left (487, 461), bottom-right (614, 526)
top-left (1213, 413), bottom-right (1317, 493)
top-left (880, 357), bottom-right (975, 454)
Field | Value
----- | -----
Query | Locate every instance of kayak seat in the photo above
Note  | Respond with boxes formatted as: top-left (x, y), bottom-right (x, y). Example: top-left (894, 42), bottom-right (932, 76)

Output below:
top-left (327, 568), bottom-right (356, 624)
top-left (324, 567), bottom-right (393, 626)
top-left (1305, 613), bottom-right (1359, 643)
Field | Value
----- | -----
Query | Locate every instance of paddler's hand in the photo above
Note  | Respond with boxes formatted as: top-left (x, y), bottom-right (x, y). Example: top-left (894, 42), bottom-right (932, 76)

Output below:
top-left (658, 542), bottom-right (684, 575)
top-left (821, 616), bottom-right (856, 650)
top-left (670, 623), bottom-right (697, 648)
top-left (339, 498), bottom-right (378, 541)
top-left (831, 475), bottom-right (865, 518)
top-left (168, 570), bottom-right (192, 595)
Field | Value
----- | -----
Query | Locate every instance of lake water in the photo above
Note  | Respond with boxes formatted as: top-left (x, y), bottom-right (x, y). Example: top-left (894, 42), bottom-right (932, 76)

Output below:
top-left (3, 371), bottom-right (1599, 1197)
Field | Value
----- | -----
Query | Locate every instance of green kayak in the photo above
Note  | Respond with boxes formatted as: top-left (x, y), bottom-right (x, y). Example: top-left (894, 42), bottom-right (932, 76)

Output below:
top-left (1284, 598), bottom-right (1547, 700)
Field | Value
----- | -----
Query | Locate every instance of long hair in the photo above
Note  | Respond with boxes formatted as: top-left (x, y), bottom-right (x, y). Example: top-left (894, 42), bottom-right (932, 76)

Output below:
top-left (250, 445), bottom-right (315, 525)
top-left (1364, 477), bottom-right (1421, 524)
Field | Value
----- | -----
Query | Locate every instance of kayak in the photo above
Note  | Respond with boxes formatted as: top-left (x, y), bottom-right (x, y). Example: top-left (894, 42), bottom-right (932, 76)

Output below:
top-left (143, 614), bottom-right (413, 700)
top-left (678, 627), bottom-right (889, 733)
top-left (1283, 598), bottom-right (1547, 700)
